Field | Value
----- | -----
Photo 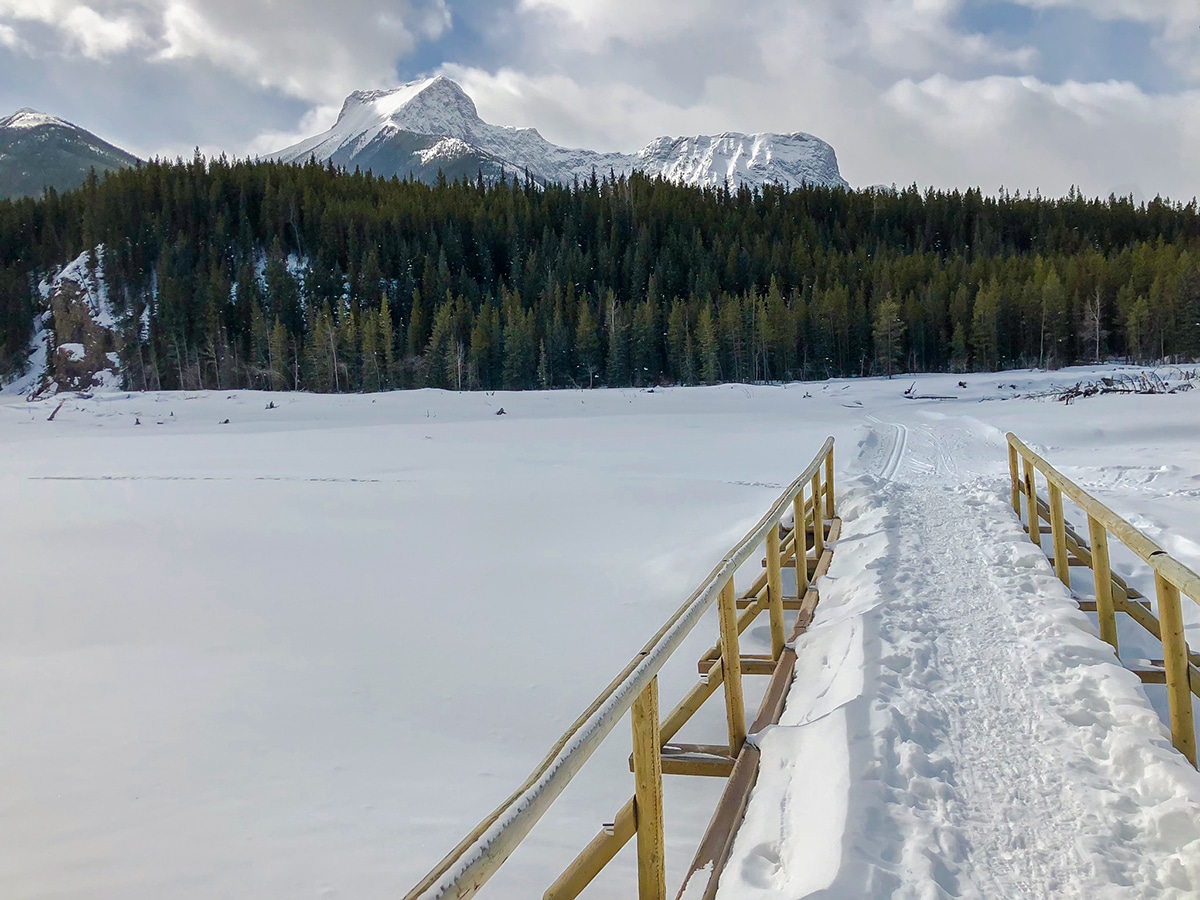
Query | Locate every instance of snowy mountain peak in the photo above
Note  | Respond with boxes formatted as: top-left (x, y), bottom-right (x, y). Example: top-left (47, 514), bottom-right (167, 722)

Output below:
top-left (276, 77), bottom-right (848, 192)
top-left (0, 107), bottom-right (139, 199)
top-left (0, 108), bottom-right (72, 131)
top-left (338, 76), bottom-right (483, 139)
top-left (638, 131), bottom-right (845, 191)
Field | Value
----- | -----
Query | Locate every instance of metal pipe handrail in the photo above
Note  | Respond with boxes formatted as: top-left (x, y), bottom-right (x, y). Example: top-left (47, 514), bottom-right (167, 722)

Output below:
top-left (406, 437), bottom-right (836, 899)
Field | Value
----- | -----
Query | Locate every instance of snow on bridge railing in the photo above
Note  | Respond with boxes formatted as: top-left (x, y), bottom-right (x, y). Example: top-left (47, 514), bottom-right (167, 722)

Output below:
top-left (405, 438), bottom-right (838, 900)
top-left (1008, 433), bottom-right (1200, 768)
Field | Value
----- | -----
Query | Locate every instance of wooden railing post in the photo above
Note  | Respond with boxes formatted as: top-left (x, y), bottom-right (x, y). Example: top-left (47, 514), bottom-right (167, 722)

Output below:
top-left (1008, 440), bottom-right (1021, 516)
top-left (824, 449), bottom-right (836, 519)
top-left (1155, 574), bottom-right (1197, 767)
top-left (766, 525), bottom-right (785, 660)
top-left (793, 489), bottom-right (809, 597)
top-left (1049, 483), bottom-right (1070, 586)
top-left (717, 578), bottom-right (746, 754)
top-left (1087, 515), bottom-right (1119, 654)
top-left (407, 438), bottom-right (841, 900)
top-left (1023, 457), bottom-right (1041, 546)
top-left (811, 471), bottom-right (825, 559)
top-left (630, 676), bottom-right (666, 899)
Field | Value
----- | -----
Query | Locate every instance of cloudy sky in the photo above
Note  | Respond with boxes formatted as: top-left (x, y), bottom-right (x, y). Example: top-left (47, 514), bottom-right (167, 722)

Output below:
top-left (0, 0), bottom-right (1197, 200)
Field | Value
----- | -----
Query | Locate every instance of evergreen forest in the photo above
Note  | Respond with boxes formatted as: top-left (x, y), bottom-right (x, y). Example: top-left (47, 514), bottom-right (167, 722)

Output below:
top-left (1, 155), bottom-right (1199, 393)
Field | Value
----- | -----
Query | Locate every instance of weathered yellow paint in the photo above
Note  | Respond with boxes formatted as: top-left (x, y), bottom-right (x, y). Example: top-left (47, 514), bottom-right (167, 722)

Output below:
top-left (717, 578), bottom-right (746, 754)
top-left (1008, 441), bottom-right (1021, 515)
top-left (1049, 483), bottom-right (1070, 586)
top-left (825, 450), bottom-right (836, 519)
top-left (1156, 574), bottom-right (1198, 766)
top-left (1009, 432), bottom-right (1200, 770)
top-left (407, 440), bottom-right (839, 900)
top-left (543, 799), bottom-right (635, 900)
top-left (811, 472), bottom-right (825, 559)
top-left (793, 491), bottom-right (809, 597)
top-left (1023, 456), bottom-right (1041, 546)
top-left (766, 526), bottom-right (786, 660)
top-left (1087, 515), bottom-right (1119, 654)
top-left (631, 677), bottom-right (666, 900)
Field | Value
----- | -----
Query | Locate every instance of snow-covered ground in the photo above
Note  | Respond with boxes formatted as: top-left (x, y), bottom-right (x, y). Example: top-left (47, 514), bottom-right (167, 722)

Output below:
top-left (1, 367), bottom-right (1198, 898)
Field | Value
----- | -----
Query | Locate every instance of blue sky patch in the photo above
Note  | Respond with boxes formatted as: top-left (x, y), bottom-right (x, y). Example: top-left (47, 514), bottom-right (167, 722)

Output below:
top-left (958, 2), bottom-right (1182, 93)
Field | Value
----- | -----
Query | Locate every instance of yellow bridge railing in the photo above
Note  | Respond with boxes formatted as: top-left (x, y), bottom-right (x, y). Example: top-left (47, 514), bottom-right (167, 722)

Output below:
top-left (1008, 433), bottom-right (1200, 767)
top-left (405, 439), bottom-right (839, 900)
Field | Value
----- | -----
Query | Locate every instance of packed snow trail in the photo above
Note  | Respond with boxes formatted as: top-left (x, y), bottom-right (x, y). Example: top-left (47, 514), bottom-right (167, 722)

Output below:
top-left (721, 416), bottom-right (1200, 898)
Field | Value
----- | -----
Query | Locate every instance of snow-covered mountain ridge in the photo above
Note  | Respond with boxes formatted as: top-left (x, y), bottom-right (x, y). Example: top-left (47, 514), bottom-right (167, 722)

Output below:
top-left (275, 76), bottom-right (849, 191)
top-left (0, 108), bottom-right (140, 199)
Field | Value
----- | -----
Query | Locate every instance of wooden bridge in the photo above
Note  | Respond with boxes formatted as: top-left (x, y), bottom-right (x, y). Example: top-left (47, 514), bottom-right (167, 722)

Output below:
top-left (1009, 434), bottom-right (1199, 767)
top-left (404, 434), bottom-right (1200, 899)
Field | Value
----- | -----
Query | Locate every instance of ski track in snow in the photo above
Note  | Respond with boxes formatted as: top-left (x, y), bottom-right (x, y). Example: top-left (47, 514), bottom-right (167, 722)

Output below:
top-left (878, 479), bottom-right (1094, 896)
top-left (722, 411), bottom-right (1200, 899)
top-left (862, 417), bottom-right (1199, 897)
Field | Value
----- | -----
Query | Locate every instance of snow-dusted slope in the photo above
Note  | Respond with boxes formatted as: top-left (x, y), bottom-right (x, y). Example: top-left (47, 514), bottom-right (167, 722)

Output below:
top-left (2, 109), bottom-right (72, 131)
top-left (0, 108), bottom-right (139, 199)
top-left (275, 76), bottom-right (848, 190)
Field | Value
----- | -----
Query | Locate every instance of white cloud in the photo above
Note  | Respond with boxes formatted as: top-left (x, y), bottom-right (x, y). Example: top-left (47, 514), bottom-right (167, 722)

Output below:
top-left (1, 0), bottom-right (1194, 201)
top-left (62, 6), bottom-right (144, 59)
top-left (442, 64), bottom-right (707, 152)
top-left (0, 22), bottom-right (24, 51)
top-left (0, 1), bottom-right (149, 59)
top-left (0, 0), bottom-right (452, 102)
top-left (518, 0), bottom-right (730, 43)
top-left (243, 104), bottom-right (342, 159)
top-left (520, 0), bottom-right (1035, 74)
top-left (152, 0), bottom-right (450, 104)
top-left (884, 75), bottom-right (1199, 197)
top-left (443, 1), bottom-right (1199, 201)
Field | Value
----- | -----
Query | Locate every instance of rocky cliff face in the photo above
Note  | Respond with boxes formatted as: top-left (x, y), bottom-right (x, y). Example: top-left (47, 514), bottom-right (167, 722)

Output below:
top-left (23, 249), bottom-right (124, 397)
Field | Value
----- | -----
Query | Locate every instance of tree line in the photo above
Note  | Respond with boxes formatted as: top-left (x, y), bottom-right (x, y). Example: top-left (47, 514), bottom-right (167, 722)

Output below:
top-left (0, 153), bottom-right (1198, 393)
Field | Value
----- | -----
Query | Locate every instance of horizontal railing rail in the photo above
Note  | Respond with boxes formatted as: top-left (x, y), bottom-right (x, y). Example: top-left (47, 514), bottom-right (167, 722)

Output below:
top-left (406, 438), bottom-right (838, 899)
top-left (1008, 433), bottom-right (1199, 767)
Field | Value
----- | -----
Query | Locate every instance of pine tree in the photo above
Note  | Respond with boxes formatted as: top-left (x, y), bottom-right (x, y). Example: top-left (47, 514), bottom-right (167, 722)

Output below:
top-left (502, 303), bottom-right (537, 390)
top-left (631, 298), bottom-right (659, 386)
top-left (1126, 295), bottom-right (1153, 361)
top-left (949, 321), bottom-right (969, 373)
top-left (696, 303), bottom-right (720, 384)
top-left (378, 295), bottom-right (397, 388)
top-left (268, 318), bottom-right (289, 390)
top-left (970, 280), bottom-right (1001, 371)
top-left (574, 300), bottom-right (601, 387)
top-left (666, 299), bottom-right (689, 384)
top-left (872, 295), bottom-right (906, 377)
top-left (604, 290), bottom-right (630, 386)
top-left (361, 307), bottom-right (381, 392)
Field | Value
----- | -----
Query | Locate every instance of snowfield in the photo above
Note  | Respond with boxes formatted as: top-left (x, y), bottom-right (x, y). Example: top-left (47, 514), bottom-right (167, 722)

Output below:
top-left (1, 367), bottom-right (1199, 898)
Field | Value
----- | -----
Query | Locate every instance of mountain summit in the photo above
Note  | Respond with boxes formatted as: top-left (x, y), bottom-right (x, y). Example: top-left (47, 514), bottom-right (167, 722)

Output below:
top-left (275, 76), bottom-right (848, 191)
top-left (0, 109), bottom-right (139, 200)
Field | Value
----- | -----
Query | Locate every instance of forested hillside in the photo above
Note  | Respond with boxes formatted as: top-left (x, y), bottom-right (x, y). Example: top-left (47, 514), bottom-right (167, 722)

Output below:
top-left (1, 155), bottom-right (1198, 393)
